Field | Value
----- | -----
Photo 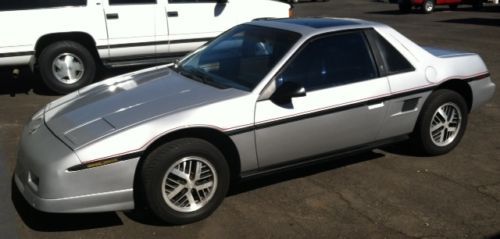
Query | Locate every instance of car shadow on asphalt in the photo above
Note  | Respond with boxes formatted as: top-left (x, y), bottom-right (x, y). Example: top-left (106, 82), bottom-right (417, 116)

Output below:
top-left (11, 178), bottom-right (124, 232)
top-left (440, 18), bottom-right (500, 28)
top-left (379, 140), bottom-right (429, 157)
top-left (486, 233), bottom-right (500, 239)
top-left (227, 151), bottom-right (386, 196)
top-left (124, 150), bottom-right (386, 226)
top-left (0, 67), bottom-right (51, 97)
top-left (452, 5), bottom-right (500, 12)
top-left (365, 9), bottom-right (406, 15)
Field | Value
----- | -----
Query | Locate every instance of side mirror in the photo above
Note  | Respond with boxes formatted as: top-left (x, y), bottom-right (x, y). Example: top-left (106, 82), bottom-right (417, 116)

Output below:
top-left (270, 81), bottom-right (306, 105)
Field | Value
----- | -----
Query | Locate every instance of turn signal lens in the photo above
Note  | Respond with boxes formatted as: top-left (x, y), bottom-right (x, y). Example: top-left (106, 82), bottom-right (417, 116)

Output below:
top-left (67, 158), bottom-right (119, 172)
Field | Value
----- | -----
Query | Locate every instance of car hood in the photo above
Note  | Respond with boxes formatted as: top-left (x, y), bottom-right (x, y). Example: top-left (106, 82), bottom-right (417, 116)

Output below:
top-left (44, 66), bottom-right (245, 149)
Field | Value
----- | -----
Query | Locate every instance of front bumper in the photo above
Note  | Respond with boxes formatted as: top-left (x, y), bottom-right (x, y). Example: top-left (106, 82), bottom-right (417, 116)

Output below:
top-left (14, 173), bottom-right (134, 213)
top-left (14, 121), bottom-right (139, 213)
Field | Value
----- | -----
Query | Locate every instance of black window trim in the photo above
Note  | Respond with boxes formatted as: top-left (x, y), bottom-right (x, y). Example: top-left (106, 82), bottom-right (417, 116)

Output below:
top-left (266, 28), bottom-right (381, 95)
top-left (364, 28), bottom-right (416, 77)
top-left (0, 1), bottom-right (88, 10)
top-left (168, 0), bottom-right (220, 3)
top-left (109, 0), bottom-right (157, 5)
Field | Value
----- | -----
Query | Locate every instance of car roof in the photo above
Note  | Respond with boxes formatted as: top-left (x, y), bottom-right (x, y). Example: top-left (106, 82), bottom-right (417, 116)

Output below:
top-left (248, 17), bottom-right (385, 37)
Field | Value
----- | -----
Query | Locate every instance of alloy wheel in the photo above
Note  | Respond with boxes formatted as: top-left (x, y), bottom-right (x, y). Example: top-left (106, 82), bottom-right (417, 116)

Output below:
top-left (429, 102), bottom-right (462, 147)
top-left (161, 156), bottom-right (218, 213)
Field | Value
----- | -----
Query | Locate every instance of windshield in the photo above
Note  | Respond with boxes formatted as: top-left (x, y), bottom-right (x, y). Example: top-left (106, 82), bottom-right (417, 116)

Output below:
top-left (175, 24), bottom-right (301, 91)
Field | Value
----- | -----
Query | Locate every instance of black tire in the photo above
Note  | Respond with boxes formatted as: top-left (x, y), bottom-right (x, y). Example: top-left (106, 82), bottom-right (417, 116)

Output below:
top-left (449, 4), bottom-right (458, 10)
top-left (38, 41), bottom-right (96, 94)
top-left (421, 0), bottom-right (435, 13)
top-left (412, 89), bottom-right (468, 156)
top-left (141, 138), bottom-right (230, 224)
top-left (398, 0), bottom-right (412, 13)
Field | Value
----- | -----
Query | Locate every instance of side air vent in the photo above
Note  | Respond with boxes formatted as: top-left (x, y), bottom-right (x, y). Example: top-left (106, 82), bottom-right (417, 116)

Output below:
top-left (402, 98), bottom-right (419, 112)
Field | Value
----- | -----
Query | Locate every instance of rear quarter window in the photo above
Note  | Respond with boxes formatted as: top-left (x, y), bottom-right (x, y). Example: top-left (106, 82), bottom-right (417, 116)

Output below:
top-left (370, 30), bottom-right (415, 75)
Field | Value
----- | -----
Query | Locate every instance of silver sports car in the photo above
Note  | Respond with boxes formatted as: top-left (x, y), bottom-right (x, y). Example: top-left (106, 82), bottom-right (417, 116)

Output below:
top-left (15, 18), bottom-right (495, 224)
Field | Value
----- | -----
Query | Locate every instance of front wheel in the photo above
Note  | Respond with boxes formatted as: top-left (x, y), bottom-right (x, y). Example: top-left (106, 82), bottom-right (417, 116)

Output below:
top-left (412, 89), bottom-right (468, 155)
top-left (38, 41), bottom-right (96, 94)
top-left (141, 138), bottom-right (230, 224)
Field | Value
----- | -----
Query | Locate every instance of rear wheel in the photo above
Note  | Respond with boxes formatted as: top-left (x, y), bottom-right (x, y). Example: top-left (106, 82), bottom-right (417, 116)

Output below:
top-left (412, 89), bottom-right (468, 155)
top-left (38, 41), bottom-right (96, 94)
top-left (141, 138), bottom-right (230, 224)
top-left (421, 0), bottom-right (435, 13)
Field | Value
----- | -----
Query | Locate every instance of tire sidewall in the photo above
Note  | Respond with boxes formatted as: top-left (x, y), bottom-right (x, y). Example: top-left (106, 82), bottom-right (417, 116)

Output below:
top-left (38, 41), bottom-right (96, 94)
top-left (143, 138), bottom-right (229, 224)
top-left (417, 90), bottom-right (468, 155)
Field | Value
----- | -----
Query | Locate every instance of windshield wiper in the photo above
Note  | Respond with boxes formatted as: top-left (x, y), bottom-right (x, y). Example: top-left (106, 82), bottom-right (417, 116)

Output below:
top-left (190, 68), bottom-right (228, 89)
top-left (175, 65), bottom-right (227, 89)
top-left (172, 64), bottom-right (205, 84)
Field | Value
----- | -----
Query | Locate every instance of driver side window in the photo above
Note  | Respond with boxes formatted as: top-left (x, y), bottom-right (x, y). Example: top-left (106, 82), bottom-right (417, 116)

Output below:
top-left (278, 31), bottom-right (378, 91)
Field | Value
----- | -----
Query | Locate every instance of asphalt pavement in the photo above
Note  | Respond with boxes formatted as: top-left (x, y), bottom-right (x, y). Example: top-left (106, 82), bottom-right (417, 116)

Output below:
top-left (0, 1), bottom-right (499, 238)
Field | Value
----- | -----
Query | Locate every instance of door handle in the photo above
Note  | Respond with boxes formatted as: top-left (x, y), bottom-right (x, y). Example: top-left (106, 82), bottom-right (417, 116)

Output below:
top-left (106, 13), bottom-right (119, 20)
top-left (167, 11), bottom-right (179, 17)
top-left (368, 102), bottom-right (384, 110)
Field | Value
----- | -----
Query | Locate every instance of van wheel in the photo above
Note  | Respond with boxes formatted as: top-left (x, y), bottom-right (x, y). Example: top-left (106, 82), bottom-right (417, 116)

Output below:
top-left (38, 41), bottom-right (96, 94)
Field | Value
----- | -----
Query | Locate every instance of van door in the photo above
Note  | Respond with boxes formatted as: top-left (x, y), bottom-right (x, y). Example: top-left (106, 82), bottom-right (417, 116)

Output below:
top-left (163, 0), bottom-right (237, 55)
top-left (102, 0), bottom-right (158, 60)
